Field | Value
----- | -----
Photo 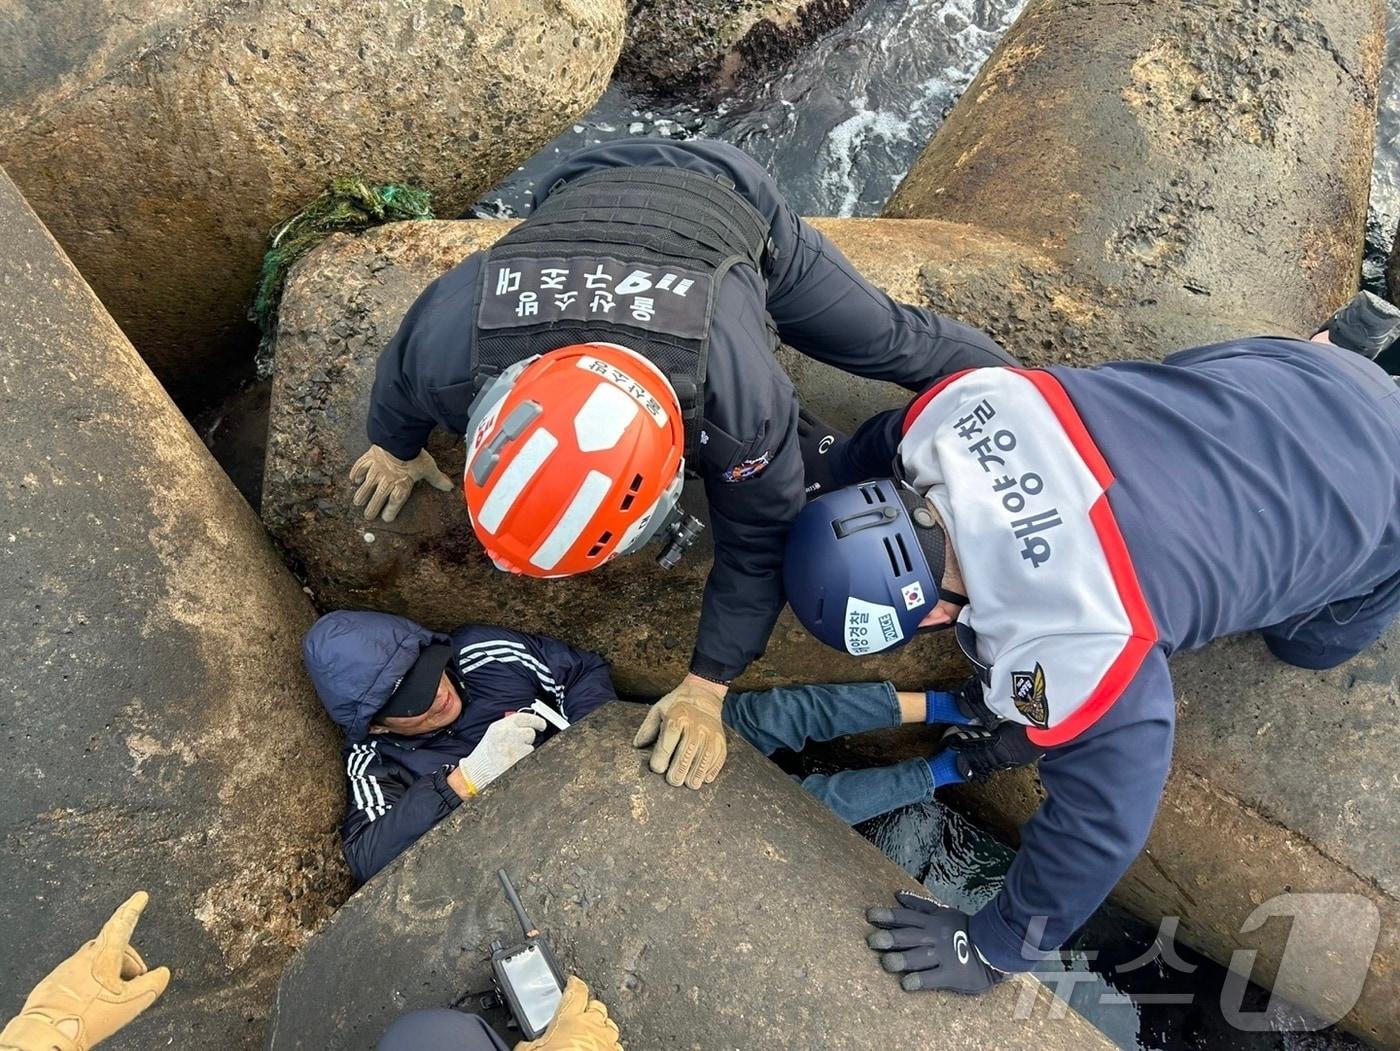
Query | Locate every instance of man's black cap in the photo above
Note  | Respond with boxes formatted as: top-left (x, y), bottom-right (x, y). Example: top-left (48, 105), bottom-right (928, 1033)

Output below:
top-left (375, 643), bottom-right (453, 722)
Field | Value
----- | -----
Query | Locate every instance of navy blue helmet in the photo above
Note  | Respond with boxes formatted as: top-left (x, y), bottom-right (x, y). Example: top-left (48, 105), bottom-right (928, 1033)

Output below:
top-left (783, 478), bottom-right (948, 654)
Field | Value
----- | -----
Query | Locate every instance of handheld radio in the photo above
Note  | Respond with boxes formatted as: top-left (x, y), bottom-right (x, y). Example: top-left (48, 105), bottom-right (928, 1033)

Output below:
top-left (490, 869), bottom-right (566, 1040)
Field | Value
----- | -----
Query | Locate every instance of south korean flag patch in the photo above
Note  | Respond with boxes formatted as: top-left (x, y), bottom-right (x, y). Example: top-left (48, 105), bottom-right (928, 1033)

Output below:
top-left (901, 581), bottom-right (926, 611)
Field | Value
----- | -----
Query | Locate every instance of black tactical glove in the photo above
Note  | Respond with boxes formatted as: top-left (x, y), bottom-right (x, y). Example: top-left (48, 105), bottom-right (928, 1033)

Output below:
top-left (796, 407), bottom-right (848, 498)
top-left (866, 892), bottom-right (1006, 995)
top-left (944, 720), bottom-right (1045, 781)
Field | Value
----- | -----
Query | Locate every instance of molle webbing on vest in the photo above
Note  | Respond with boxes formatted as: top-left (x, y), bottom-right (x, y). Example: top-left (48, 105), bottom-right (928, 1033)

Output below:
top-left (502, 167), bottom-right (771, 269)
top-left (472, 167), bottom-right (772, 458)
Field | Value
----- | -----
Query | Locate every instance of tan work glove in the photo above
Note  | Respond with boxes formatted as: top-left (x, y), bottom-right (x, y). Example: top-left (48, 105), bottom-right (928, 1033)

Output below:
top-left (0, 892), bottom-right (170, 1051)
top-left (515, 976), bottom-right (622, 1051)
top-left (633, 677), bottom-right (727, 789)
top-left (349, 445), bottom-right (454, 522)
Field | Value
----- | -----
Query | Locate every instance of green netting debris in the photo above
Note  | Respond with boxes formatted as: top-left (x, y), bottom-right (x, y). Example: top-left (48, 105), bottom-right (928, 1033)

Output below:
top-left (252, 177), bottom-right (434, 346)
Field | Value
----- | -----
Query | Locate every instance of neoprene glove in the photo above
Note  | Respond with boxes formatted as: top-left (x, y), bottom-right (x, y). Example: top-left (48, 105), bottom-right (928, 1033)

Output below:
top-left (633, 680), bottom-right (727, 789)
top-left (349, 445), bottom-right (454, 522)
top-left (458, 712), bottom-right (547, 795)
top-left (866, 891), bottom-right (1005, 995)
top-left (796, 407), bottom-right (848, 498)
top-left (514, 976), bottom-right (623, 1051)
top-left (0, 892), bottom-right (170, 1051)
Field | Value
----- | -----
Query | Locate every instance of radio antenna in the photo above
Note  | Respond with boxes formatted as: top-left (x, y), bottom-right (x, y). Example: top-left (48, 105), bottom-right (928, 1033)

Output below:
top-left (497, 869), bottom-right (537, 937)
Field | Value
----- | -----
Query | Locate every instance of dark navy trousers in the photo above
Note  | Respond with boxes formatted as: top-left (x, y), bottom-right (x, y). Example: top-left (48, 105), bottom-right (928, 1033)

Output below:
top-left (377, 1009), bottom-right (510, 1051)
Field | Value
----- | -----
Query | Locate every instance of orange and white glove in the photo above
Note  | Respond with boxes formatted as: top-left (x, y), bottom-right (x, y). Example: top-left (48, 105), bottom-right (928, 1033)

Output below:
top-left (0, 892), bottom-right (170, 1051)
top-left (514, 976), bottom-right (623, 1051)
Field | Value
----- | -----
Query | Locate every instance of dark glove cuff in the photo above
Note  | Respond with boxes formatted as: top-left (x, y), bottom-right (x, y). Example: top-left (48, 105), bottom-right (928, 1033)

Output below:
top-left (688, 651), bottom-right (738, 686)
top-left (954, 677), bottom-right (998, 726)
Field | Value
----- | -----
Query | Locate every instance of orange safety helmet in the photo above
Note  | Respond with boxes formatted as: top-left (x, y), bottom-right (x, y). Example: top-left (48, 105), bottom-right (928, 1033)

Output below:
top-left (463, 343), bottom-right (687, 577)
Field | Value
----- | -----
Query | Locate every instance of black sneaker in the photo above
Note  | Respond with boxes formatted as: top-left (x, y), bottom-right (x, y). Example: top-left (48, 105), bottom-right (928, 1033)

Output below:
top-left (1318, 291), bottom-right (1400, 360)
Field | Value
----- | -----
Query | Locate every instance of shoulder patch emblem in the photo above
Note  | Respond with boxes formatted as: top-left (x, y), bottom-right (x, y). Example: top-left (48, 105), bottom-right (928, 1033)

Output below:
top-left (723, 451), bottom-right (772, 482)
top-left (1011, 663), bottom-right (1049, 728)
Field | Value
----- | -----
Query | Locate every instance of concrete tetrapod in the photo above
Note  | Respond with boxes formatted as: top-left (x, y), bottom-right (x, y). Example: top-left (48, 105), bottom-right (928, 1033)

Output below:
top-left (881, 0), bottom-right (1396, 1043)
top-left (886, 0), bottom-right (1384, 346)
top-left (0, 0), bottom-right (626, 405)
top-left (266, 704), bottom-right (1114, 1051)
top-left (261, 0), bottom-right (1397, 1040)
top-left (0, 169), bottom-right (345, 1049)
top-left (260, 219), bottom-right (1400, 1044)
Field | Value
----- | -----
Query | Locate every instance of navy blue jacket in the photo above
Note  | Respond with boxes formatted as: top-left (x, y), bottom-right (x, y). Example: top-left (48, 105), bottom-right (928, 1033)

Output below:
top-left (303, 611), bottom-right (616, 883)
top-left (366, 138), bottom-right (1012, 683)
top-left (954, 339), bottom-right (1400, 969)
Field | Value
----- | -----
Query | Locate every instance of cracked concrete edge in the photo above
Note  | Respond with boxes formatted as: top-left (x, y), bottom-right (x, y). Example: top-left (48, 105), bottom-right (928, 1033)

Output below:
top-left (268, 705), bottom-right (1116, 1050)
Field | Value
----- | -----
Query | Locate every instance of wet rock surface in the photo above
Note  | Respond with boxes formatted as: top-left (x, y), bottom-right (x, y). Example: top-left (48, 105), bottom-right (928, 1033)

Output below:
top-left (617, 0), bottom-right (862, 91)
top-left (194, 378), bottom-right (273, 511)
top-left (885, 0), bottom-right (1384, 345)
top-left (0, 0), bottom-right (626, 407)
top-left (0, 170), bottom-right (346, 1049)
top-left (268, 704), bottom-right (1115, 1051)
top-left (1388, 222), bottom-right (1400, 306)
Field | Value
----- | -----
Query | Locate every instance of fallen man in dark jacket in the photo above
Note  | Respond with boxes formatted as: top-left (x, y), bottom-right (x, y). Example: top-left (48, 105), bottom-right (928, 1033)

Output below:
top-left (303, 610), bottom-right (616, 883)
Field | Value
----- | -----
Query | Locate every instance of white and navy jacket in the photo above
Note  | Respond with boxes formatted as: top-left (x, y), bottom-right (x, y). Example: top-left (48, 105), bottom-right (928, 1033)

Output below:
top-left (893, 339), bottom-right (1400, 971)
top-left (303, 611), bottom-right (616, 883)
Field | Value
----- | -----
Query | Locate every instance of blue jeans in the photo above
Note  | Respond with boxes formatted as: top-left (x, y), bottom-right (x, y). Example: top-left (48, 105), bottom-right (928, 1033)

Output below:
top-left (723, 682), bottom-right (935, 826)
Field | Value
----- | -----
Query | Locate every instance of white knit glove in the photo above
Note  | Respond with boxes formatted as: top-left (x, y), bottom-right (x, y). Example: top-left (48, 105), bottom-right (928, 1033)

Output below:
top-left (458, 712), bottom-right (547, 795)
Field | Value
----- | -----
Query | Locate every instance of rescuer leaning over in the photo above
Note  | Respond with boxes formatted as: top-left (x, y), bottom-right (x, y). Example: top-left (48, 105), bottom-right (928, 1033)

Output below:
top-left (781, 300), bottom-right (1400, 994)
top-left (348, 138), bottom-right (1014, 792)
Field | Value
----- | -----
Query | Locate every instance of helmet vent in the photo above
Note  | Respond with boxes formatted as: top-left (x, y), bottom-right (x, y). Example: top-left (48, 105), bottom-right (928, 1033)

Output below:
top-left (882, 538), bottom-right (907, 579)
top-left (619, 473), bottom-right (644, 511)
top-left (856, 483), bottom-right (887, 506)
top-left (587, 530), bottom-right (615, 558)
top-left (894, 534), bottom-right (913, 574)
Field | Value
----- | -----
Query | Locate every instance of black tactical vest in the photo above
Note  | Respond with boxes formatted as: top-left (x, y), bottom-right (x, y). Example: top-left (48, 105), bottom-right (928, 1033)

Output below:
top-left (471, 167), bottom-right (772, 457)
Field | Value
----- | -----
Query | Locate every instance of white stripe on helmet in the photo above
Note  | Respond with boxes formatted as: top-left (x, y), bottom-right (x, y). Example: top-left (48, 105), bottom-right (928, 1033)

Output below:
top-left (574, 382), bottom-right (640, 452)
top-left (575, 351), bottom-right (670, 427)
top-left (530, 469), bottom-right (614, 572)
top-left (477, 428), bottom-right (558, 534)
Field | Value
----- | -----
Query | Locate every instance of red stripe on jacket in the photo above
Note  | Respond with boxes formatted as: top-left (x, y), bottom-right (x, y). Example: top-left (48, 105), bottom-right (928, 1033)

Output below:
top-left (904, 368), bottom-right (1158, 746)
